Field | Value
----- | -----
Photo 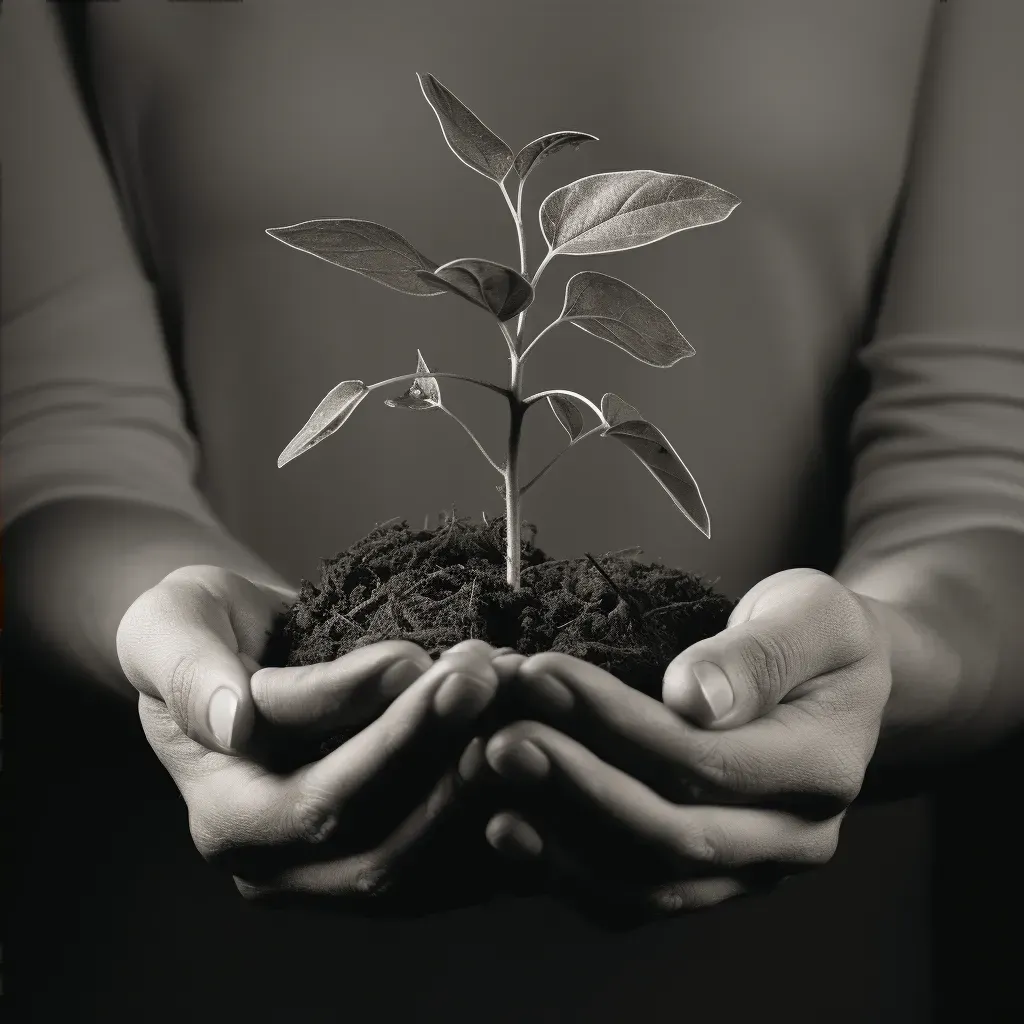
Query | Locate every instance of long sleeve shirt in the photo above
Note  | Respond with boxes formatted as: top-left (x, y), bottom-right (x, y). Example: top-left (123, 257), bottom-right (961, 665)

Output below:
top-left (2, 1), bottom-right (1021, 1020)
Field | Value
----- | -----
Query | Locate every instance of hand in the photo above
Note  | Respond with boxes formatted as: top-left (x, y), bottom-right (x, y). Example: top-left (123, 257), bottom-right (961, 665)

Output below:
top-left (116, 565), bottom-right (505, 909)
top-left (472, 568), bottom-right (892, 923)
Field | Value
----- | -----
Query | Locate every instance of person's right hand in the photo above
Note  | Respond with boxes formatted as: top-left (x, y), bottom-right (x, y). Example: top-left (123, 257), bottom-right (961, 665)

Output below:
top-left (116, 564), bottom-right (505, 908)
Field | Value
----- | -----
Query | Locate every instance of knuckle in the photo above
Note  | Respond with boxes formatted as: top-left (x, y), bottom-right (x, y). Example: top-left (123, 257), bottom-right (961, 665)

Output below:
top-left (738, 630), bottom-right (792, 703)
top-left (166, 653), bottom-right (201, 733)
top-left (289, 783), bottom-right (340, 845)
top-left (675, 822), bottom-right (727, 866)
top-left (691, 736), bottom-right (761, 795)
top-left (348, 857), bottom-right (395, 901)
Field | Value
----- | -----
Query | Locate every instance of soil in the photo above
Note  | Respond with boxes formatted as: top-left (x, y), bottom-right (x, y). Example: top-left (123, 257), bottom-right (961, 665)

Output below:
top-left (264, 514), bottom-right (734, 699)
top-left (260, 515), bottom-right (735, 920)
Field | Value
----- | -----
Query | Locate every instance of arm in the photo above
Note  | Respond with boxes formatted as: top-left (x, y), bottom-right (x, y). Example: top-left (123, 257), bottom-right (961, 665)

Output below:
top-left (832, 0), bottom-right (1024, 762)
top-left (0, 2), bottom-right (291, 700)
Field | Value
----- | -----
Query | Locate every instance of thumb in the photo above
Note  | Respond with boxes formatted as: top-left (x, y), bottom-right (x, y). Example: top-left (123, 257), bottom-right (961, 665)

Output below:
top-left (117, 571), bottom-right (259, 754)
top-left (662, 568), bottom-right (871, 728)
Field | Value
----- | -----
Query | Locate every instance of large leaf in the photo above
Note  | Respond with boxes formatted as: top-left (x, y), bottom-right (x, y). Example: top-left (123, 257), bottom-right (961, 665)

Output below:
top-left (547, 394), bottom-right (586, 441)
top-left (278, 380), bottom-right (370, 468)
top-left (417, 73), bottom-right (514, 183)
top-left (599, 394), bottom-right (709, 537)
top-left (560, 271), bottom-right (695, 367)
top-left (600, 392), bottom-right (642, 427)
top-left (417, 258), bottom-right (534, 322)
top-left (513, 131), bottom-right (598, 182)
top-left (266, 219), bottom-right (444, 297)
top-left (540, 170), bottom-right (740, 257)
top-left (385, 350), bottom-right (441, 410)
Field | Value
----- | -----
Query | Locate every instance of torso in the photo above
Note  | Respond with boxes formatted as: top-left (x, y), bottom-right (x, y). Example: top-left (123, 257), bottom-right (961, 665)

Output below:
top-left (79, 2), bottom-right (935, 1017)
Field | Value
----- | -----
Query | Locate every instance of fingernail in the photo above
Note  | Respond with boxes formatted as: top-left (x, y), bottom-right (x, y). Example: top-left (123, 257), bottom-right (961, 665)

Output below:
top-left (491, 647), bottom-right (517, 659)
top-left (208, 687), bottom-right (239, 749)
top-left (380, 657), bottom-right (426, 699)
top-left (486, 813), bottom-right (543, 858)
top-left (433, 672), bottom-right (495, 720)
top-left (522, 672), bottom-right (574, 713)
top-left (693, 662), bottom-right (733, 721)
top-left (458, 737), bottom-right (485, 782)
top-left (488, 739), bottom-right (550, 783)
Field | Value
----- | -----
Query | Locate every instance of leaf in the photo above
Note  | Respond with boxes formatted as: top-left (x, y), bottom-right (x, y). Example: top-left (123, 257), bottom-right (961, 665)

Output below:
top-left (547, 394), bottom-right (586, 441)
top-left (600, 392), bottom-right (642, 427)
top-left (559, 271), bottom-right (695, 367)
top-left (266, 219), bottom-right (444, 297)
top-left (278, 380), bottom-right (370, 468)
top-left (540, 170), bottom-right (740, 257)
top-left (417, 258), bottom-right (534, 322)
top-left (600, 399), bottom-right (710, 538)
top-left (417, 72), bottom-right (514, 183)
top-left (384, 350), bottom-right (442, 410)
top-left (513, 131), bottom-right (599, 182)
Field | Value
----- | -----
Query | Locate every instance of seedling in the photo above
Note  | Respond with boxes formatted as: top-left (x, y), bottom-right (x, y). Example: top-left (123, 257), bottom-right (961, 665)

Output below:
top-left (267, 73), bottom-right (739, 590)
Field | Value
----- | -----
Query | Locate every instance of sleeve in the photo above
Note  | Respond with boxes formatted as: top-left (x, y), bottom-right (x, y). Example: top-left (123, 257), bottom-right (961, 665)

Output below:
top-left (0, 0), bottom-right (222, 532)
top-left (840, 0), bottom-right (1024, 569)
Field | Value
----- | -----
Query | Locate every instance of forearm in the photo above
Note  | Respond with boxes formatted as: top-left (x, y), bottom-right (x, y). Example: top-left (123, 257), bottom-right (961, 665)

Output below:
top-left (835, 527), bottom-right (1024, 764)
top-left (3, 497), bottom-right (296, 702)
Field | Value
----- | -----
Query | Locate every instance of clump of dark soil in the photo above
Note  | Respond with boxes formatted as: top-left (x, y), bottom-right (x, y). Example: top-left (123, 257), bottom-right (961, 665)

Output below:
top-left (265, 514), bottom-right (734, 700)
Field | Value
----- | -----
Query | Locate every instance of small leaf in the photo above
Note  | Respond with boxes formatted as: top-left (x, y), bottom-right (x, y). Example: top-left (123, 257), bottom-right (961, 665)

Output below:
top-left (513, 131), bottom-right (599, 182)
top-left (547, 394), bottom-right (585, 441)
top-left (266, 219), bottom-right (444, 297)
top-left (417, 72), bottom-right (514, 183)
top-left (600, 392), bottom-right (642, 427)
top-left (278, 380), bottom-right (370, 468)
top-left (385, 350), bottom-right (441, 410)
top-left (601, 405), bottom-right (710, 538)
top-left (559, 271), bottom-right (695, 367)
top-left (540, 170), bottom-right (740, 257)
top-left (417, 258), bottom-right (534, 322)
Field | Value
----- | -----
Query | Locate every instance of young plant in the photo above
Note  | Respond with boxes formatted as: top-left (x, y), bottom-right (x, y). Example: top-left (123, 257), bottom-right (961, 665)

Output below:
top-left (267, 72), bottom-right (740, 590)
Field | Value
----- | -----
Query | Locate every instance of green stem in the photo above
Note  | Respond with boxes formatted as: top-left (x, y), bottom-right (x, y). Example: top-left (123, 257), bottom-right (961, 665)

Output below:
top-left (519, 424), bottom-right (603, 496)
top-left (439, 404), bottom-right (503, 474)
top-left (519, 318), bottom-right (563, 363)
top-left (522, 388), bottom-right (605, 421)
top-left (371, 371), bottom-right (510, 399)
top-left (505, 358), bottom-right (524, 588)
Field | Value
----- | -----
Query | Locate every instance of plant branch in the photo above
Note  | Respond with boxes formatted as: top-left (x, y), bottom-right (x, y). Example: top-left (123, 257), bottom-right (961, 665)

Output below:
top-left (519, 318), bottom-right (564, 363)
top-left (522, 388), bottom-right (606, 422)
top-left (499, 320), bottom-right (519, 359)
top-left (371, 371), bottom-right (511, 399)
top-left (531, 249), bottom-right (555, 289)
top-left (439, 404), bottom-right (503, 474)
top-left (519, 424), bottom-right (603, 496)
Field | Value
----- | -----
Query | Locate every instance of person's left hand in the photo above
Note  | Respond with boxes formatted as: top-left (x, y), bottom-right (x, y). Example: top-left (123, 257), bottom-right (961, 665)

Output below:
top-left (470, 568), bottom-right (892, 923)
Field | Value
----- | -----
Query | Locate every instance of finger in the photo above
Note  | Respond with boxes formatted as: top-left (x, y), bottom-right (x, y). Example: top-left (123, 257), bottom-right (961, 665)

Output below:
top-left (662, 568), bottom-right (876, 728)
top-left (249, 640), bottom-right (433, 732)
top-left (515, 651), bottom-right (872, 806)
top-left (147, 651), bottom-right (502, 867)
top-left (485, 721), bottom-right (841, 870)
top-left (485, 811), bottom-right (753, 921)
top-left (256, 651), bottom-right (500, 847)
top-left (443, 639), bottom-right (501, 661)
top-left (118, 570), bottom-right (263, 754)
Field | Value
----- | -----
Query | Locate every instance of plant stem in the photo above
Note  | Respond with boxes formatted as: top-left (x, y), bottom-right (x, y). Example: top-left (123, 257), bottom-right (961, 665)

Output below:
top-left (371, 370), bottom-right (510, 399)
top-left (531, 249), bottom-right (555, 289)
top-left (519, 318), bottom-right (563, 363)
top-left (439, 404), bottom-right (503, 474)
top-left (505, 357), bottom-right (524, 588)
top-left (522, 388), bottom-right (606, 421)
top-left (518, 424), bottom-right (603, 496)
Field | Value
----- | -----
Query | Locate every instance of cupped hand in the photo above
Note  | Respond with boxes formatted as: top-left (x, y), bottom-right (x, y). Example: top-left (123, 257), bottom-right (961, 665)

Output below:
top-left (116, 566), bottom-right (507, 907)
top-left (472, 568), bottom-right (892, 922)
